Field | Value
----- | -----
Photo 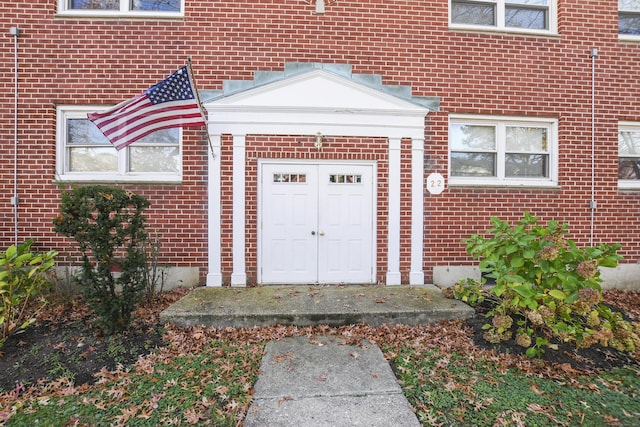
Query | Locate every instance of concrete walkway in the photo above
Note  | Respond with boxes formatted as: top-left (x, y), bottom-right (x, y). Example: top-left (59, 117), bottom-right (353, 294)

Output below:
top-left (159, 285), bottom-right (473, 426)
top-left (159, 284), bottom-right (473, 328)
top-left (244, 335), bottom-right (420, 427)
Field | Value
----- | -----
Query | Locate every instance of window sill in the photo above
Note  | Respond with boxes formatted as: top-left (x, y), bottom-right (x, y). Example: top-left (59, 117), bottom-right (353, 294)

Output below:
top-left (448, 25), bottom-right (559, 39)
top-left (618, 182), bottom-right (640, 191)
top-left (619, 35), bottom-right (640, 43)
top-left (448, 181), bottom-right (560, 190)
top-left (55, 174), bottom-right (182, 185)
top-left (55, 11), bottom-right (183, 20)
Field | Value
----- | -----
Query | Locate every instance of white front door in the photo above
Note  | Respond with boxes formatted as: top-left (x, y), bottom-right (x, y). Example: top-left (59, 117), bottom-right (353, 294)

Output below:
top-left (260, 162), bottom-right (375, 284)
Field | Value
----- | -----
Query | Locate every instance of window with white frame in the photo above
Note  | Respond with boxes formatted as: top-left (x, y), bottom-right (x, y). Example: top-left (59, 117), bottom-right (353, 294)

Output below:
top-left (619, 0), bottom-right (640, 38)
top-left (449, 115), bottom-right (558, 186)
top-left (619, 123), bottom-right (640, 188)
top-left (58, 0), bottom-right (183, 17)
top-left (450, 0), bottom-right (557, 34)
top-left (56, 106), bottom-right (182, 183)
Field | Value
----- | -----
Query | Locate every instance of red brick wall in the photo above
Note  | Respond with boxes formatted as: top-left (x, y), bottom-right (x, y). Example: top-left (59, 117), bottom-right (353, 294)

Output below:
top-left (1, 0), bottom-right (639, 284)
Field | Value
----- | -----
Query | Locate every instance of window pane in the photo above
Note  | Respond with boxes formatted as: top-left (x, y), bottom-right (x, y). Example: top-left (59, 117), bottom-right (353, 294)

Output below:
top-left (67, 119), bottom-right (110, 145)
top-left (619, 130), bottom-right (640, 155)
top-left (505, 154), bottom-right (548, 177)
top-left (451, 124), bottom-right (496, 150)
top-left (131, 0), bottom-right (180, 11)
top-left (69, 147), bottom-right (118, 172)
top-left (451, 152), bottom-right (496, 176)
top-left (130, 146), bottom-right (180, 173)
top-left (508, 0), bottom-right (548, 5)
top-left (451, 1), bottom-right (496, 26)
top-left (506, 126), bottom-right (548, 152)
top-left (506, 6), bottom-right (547, 29)
top-left (69, 0), bottom-right (119, 10)
top-left (619, 158), bottom-right (640, 179)
top-left (620, 0), bottom-right (640, 12)
top-left (136, 128), bottom-right (179, 144)
top-left (620, 13), bottom-right (640, 34)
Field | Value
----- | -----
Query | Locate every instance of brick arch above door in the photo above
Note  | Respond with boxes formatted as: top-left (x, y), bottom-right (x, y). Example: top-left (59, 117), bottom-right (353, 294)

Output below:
top-left (202, 63), bottom-right (438, 287)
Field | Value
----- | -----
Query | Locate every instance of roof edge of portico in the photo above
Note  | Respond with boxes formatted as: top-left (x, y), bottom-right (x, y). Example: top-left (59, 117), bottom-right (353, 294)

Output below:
top-left (199, 62), bottom-right (440, 111)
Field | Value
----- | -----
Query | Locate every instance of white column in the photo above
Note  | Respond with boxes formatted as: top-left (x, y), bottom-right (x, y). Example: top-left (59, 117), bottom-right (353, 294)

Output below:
top-left (206, 134), bottom-right (222, 287)
top-left (409, 137), bottom-right (425, 285)
top-left (386, 137), bottom-right (401, 285)
top-left (231, 134), bottom-right (247, 286)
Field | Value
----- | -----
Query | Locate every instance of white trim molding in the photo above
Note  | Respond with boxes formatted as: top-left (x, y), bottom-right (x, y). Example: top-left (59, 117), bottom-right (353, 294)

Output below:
top-left (206, 134), bottom-right (223, 286)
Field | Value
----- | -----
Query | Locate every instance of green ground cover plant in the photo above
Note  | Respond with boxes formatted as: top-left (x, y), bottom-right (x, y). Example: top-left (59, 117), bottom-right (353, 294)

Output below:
top-left (4, 335), bottom-right (262, 426)
top-left (393, 347), bottom-right (640, 426)
top-left (0, 240), bottom-right (56, 348)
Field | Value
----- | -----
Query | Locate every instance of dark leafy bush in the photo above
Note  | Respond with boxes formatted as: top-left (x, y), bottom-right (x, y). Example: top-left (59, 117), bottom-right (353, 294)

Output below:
top-left (454, 212), bottom-right (640, 358)
top-left (53, 185), bottom-right (150, 333)
top-left (0, 240), bottom-right (56, 347)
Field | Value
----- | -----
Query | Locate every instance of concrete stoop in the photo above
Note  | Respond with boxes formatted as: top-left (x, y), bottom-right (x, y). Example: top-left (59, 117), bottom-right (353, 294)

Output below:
top-left (159, 284), bottom-right (474, 328)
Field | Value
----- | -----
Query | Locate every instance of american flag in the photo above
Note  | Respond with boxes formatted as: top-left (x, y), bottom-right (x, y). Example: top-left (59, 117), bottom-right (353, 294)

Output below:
top-left (88, 66), bottom-right (206, 151)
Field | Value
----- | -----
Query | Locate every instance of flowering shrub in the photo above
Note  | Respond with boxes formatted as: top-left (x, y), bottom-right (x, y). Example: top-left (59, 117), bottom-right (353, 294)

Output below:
top-left (53, 185), bottom-right (150, 333)
top-left (455, 212), bottom-right (640, 358)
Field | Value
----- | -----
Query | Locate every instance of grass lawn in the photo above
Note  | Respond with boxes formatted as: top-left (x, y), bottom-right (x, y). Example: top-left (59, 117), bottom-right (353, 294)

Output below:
top-left (1, 289), bottom-right (639, 426)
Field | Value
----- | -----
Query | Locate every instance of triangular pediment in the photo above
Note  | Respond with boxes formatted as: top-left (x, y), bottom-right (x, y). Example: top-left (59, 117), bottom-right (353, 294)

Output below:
top-left (207, 69), bottom-right (427, 113)
top-left (202, 63), bottom-right (437, 139)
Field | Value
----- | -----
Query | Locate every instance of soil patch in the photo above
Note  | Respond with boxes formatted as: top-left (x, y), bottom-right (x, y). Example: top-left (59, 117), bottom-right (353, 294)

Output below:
top-left (0, 289), bottom-right (187, 392)
top-left (464, 289), bottom-right (640, 372)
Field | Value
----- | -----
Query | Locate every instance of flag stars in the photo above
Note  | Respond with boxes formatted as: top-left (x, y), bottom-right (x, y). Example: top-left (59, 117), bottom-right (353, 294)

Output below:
top-left (146, 67), bottom-right (195, 105)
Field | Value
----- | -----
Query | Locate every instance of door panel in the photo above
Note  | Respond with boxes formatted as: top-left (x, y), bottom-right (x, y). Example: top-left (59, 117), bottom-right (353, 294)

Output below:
top-left (261, 165), bottom-right (318, 283)
top-left (260, 162), bottom-right (374, 284)
top-left (318, 164), bottom-right (373, 283)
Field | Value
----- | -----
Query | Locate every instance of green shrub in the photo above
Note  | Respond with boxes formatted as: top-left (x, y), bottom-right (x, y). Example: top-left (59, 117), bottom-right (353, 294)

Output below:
top-left (458, 212), bottom-right (640, 358)
top-left (53, 185), bottom-right (150, 334)
top-left (0, 240), bottom-right (56, 347)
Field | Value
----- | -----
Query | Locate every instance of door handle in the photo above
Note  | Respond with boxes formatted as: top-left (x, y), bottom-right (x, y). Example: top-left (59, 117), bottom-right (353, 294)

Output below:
top-left (319, 231), bottom-right (325, 236)
top-left (311, 231), bottom-right (316, 235)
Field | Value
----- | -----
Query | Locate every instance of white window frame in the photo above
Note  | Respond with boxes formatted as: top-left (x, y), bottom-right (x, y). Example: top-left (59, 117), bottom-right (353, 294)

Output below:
top-left (56, 105), bottom-right (182, 183)
top-left (57, 0), bottom-right (184, 18)
top-left (619, 0), bottom-right (640, 41)
top-left (449, 0), bottom-right (558, 36)
top-left (618, 122), bottom-right (640, 189)
top-left (448, 114), bottom-right (558, 187)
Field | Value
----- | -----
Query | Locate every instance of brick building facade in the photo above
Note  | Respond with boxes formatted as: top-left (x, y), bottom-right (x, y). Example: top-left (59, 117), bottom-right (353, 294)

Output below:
top-left (2, 1), bottom-right (640, 289)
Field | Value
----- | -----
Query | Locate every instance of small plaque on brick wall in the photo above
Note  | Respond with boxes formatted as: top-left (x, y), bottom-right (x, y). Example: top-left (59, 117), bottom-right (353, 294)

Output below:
top-left (427, 173), bottom-right (445, 195)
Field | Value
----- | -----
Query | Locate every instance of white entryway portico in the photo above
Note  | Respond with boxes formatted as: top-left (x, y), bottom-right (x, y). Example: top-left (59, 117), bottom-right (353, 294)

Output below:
top-left (202, 63), bottom-right (435, 286)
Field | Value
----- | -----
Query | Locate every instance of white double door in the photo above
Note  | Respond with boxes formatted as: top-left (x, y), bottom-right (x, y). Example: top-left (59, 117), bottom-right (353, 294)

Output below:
top-left (260, 162), bottom-right (375, 284)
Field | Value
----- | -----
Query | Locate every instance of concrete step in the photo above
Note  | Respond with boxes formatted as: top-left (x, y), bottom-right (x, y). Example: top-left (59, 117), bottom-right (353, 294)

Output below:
top-left (159, 284), bottom-right (474, 328)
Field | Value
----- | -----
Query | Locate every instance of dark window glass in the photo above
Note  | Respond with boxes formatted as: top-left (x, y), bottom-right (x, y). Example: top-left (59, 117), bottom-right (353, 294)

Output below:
top-left (620, 13), bottom-right (640, 34)
top-left (69, 0), bottom-right (119, 10)
top-left (451, 1), bottom-right (496, 26)
top-left (505, 154), bottom-right (548, 177)
top-left (451, 152), bottom-right (496, 177)
top-left (506, 6), bottom-right (548, 29)
top-left (131, 0), bottom-right (180, 12)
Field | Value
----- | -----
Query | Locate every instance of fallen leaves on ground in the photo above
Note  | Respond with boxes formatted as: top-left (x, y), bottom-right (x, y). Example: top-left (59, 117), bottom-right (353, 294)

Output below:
top-left (0, 288), bottom-right (638, 426)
